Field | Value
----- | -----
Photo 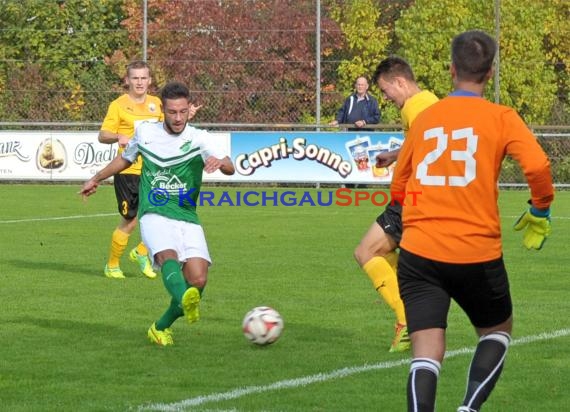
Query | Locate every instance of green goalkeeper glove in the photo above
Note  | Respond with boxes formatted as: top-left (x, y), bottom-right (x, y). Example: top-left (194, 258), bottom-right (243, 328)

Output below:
top-left (513, 207), bottom-right (551, 250)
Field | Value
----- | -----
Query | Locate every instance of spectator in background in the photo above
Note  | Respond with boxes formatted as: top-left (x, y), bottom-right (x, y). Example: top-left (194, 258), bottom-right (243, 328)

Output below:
top-left (329, 76), bottom-right (381, 131)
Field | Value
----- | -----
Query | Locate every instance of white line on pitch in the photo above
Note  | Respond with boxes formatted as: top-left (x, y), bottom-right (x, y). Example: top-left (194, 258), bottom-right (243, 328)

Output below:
top-left (0, 213), bottom-right (116, 224)
top-left (1, 214), bottom-right (567, 225)
top-left (504, 215), bottom-right (569, 220)
top-left (138, 328), bottom-right (570, 412)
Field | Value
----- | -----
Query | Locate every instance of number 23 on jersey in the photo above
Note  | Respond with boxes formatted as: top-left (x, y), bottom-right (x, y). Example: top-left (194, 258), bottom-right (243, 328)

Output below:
top-left (416, 126), bottom-right (478, 187)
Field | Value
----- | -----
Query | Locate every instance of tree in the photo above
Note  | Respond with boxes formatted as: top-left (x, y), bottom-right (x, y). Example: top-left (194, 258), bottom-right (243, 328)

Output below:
top-left (120, 0), bottom-right (343, 124)
top-left (394, 0), bottom-right (558, 124)
top-left (329, 0), bottom-right (390, 90)
top-left (0, 0), bottom-right (127, 121)
top-left (544, 0), bottom-right (570, 124)
top-left (327, 0), bottom-right (441, 124)
top-left (496, 0), bottom-right (557, 124)
top-left (0, 0), bottom-right (566, 125)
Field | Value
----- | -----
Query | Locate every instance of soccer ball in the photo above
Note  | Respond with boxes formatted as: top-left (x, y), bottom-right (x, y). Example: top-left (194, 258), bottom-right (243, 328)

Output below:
top-left (242, 306), bottom-right (284, 346)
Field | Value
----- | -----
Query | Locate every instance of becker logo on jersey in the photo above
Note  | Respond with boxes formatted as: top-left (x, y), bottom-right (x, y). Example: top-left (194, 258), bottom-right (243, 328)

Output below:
top-left (150, 171), bottom-right (188, 194)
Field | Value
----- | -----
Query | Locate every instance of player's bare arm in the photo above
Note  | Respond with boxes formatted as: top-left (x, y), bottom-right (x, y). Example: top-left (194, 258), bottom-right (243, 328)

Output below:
top-left (79, 156), bottom-right (132, 198)
top-left (376, 149), bottom-right (400, 168)
top-left (98, 130), bottom-right (131, 147)
top-left (204, 156), bottom-right (235, 175)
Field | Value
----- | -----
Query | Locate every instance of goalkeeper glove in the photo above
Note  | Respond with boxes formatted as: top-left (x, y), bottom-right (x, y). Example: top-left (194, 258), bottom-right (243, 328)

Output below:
top-left (513, 206), bottom-right (551, 250)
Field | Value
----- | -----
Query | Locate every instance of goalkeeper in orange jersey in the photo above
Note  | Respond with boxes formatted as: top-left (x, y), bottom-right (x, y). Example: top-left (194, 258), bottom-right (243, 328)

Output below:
top-left (353, 56), bottom-right (439, 352)
top-left (390, 30), bottom-right (554, 411)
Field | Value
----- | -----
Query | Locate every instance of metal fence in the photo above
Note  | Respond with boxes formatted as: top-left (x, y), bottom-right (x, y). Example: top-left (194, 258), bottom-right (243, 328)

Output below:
top-left (1, 1), bottom-right (568, 127)
top-left (510, 131), bottom-right (570, 187)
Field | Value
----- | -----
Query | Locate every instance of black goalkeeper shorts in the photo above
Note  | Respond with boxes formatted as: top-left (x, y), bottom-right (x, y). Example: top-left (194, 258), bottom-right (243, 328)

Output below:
top-left (397, 248), bottom-right (513, 334)
top-left (375, 202), bottom-right (402, 245)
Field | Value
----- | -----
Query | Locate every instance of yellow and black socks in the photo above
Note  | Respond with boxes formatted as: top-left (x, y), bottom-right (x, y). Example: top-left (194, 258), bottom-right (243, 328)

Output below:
top-left (363, 255), bottom-right (406, 325)
top-left (136, 242), bottom-right (148, 257)
top-left (107, 229), bottom-right (129, 268)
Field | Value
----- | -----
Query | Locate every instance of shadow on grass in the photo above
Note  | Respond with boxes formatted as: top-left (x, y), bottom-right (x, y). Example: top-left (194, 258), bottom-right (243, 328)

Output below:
top-left (10, 315), bottom-right (128, 334)
top-left (7, 316), bottom-right (151, 350)
top-left (4, 258), bottom-right (131, 278)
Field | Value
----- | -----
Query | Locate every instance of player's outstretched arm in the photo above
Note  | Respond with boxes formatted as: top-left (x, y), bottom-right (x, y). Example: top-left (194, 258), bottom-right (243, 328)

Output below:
top-left (79, 156), bottom-right (132, 199)
top-left (513, 206), bottom-right (551, 250)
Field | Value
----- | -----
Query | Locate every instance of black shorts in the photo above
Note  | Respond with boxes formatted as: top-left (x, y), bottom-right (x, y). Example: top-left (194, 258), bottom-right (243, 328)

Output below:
top-left (375, 202), bottom-right (402, 245)
top-left (113, 174), bottom-right (140, 220)
top-left (397, 248), bottom-right (512, 334)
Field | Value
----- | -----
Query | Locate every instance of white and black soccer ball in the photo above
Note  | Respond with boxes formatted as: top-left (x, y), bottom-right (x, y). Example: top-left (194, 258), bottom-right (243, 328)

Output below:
top-left (242, 306), bottom-right (284, 346)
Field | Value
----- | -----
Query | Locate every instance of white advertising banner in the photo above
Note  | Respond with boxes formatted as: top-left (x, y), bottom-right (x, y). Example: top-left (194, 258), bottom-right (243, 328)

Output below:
top-left (0, 131), bottom-right (117, 181)
top-left (0, 131), bottom-right (232, 182)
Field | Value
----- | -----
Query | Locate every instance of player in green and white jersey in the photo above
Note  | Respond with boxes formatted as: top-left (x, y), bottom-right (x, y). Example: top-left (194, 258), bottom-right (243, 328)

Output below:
top-left (81, 82), bottom-right (235, 346)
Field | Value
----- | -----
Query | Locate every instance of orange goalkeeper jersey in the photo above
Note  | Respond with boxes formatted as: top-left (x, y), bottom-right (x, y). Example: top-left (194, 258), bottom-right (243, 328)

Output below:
top-left (391, 93), bottom-right (554, 263)
top-left (100, 94), bottom-right (162, 175)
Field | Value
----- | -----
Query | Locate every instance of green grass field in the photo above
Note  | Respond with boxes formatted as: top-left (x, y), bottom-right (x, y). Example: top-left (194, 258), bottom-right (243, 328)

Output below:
top-left (1, 184), bottom-right (568, 412)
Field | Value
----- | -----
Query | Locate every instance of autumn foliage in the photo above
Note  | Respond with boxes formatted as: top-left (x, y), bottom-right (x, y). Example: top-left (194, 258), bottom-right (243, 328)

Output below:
top-left (120, 0), bottom-right (344, 123)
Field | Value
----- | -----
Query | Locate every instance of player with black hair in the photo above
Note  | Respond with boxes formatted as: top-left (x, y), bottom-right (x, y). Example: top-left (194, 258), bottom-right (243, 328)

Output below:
top-left (391, 30), bottom-right (553, 411)
top-left (354, 56), bottom-right (438, 352)
top-left (82, 81), bottom-right (234, 345)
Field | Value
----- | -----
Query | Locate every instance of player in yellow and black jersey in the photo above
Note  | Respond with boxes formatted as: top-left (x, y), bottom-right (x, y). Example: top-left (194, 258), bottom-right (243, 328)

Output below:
top-left (98, 60), bottom-right (163, 279)
top-left (354, 57), bottom-right (439, 352)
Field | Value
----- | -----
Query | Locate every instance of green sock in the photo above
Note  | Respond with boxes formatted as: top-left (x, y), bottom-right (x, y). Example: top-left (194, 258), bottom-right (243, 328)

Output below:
top-left (161, 259), bottom-right (186, 304)
top-left (156, 298), bottom-right (183, 330)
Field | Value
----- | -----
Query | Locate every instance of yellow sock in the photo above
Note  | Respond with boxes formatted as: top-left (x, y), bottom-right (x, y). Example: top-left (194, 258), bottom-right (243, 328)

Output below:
top-left (107, 229), bottom-right (129, 268)
top-left (362, 256), bottom-right (407, 325)
top-left (136, 242), bottom-right (148, 256)
top-left (384, 250), bottom-right (399, 271)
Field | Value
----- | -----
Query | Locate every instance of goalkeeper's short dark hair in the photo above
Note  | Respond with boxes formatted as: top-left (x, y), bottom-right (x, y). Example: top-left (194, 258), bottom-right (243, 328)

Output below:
top-left (451, 30), bottom-right (497, 83)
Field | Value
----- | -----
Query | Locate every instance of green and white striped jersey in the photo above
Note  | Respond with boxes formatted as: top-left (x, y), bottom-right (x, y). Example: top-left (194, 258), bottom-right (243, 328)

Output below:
top-left (122, 122), bottom-right (225, 224)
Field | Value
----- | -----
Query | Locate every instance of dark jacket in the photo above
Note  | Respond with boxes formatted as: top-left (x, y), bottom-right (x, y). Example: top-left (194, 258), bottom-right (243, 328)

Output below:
top-left (336, 93), bottom-right (381, 130)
